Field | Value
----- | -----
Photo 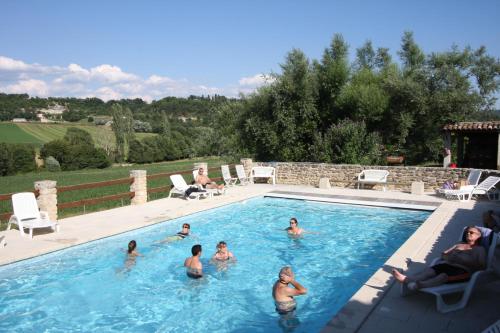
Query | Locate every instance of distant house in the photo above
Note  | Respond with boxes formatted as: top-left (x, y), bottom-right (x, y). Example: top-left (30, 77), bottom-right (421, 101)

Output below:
top-left (37, 104), bottom-right (66, 115)
top-left (36, 113), bottom-right (53, 123)
top-left (12, 118), bottom-right (27, 123)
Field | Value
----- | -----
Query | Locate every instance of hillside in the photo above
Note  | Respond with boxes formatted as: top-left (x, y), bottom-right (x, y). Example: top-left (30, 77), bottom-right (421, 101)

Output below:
top-left (0, 122), bottom-right (156, 149)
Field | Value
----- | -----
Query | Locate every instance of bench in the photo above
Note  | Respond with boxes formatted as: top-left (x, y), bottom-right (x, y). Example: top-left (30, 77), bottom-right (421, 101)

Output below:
top-left (357, 169), bottom-right (389, 191)
top-left (250, 166), bottom-right (276, 185)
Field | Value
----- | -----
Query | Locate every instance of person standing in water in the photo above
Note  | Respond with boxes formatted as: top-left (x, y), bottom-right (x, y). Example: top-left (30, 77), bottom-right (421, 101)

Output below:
top-left (272, 266), bottom-right (307, 314)
top-left (184, 244), bottom-right (203, 279)
top-left (285, 218), bottom-right (304, 236)
top-left (212, 241), bottom-right (236, 262)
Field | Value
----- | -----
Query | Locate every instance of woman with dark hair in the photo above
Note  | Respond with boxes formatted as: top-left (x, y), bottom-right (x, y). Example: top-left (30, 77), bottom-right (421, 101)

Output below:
top-left (124, 240), bottom-right (142, 270)
top-left (392, 226), bottom-right (486, 291)
top-left (285, 218), bottom-right (304, 236)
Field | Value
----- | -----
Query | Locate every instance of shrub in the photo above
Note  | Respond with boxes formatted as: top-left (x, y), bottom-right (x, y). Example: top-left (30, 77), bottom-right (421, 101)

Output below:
top-left (0, 143), bottom-right (36, 175)
top-left (45, 156), bottom-right (61, 172)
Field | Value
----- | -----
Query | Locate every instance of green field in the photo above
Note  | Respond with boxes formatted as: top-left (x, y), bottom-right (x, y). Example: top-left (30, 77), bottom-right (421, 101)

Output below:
top-left (0, 123), bottom-right (44, 145)
top-left (0, 122), bottom-right (155, 148)
top-left (0, 157), bottom-right (231, 227)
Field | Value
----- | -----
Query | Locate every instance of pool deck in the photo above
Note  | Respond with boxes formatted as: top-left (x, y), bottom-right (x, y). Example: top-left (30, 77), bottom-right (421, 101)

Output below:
top-left (1, 184), bottom-right (499, 332)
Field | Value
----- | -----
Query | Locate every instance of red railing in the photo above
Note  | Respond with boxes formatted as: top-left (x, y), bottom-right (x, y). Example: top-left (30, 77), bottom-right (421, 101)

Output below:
top-left (0, 164), bottom-right (232, 222)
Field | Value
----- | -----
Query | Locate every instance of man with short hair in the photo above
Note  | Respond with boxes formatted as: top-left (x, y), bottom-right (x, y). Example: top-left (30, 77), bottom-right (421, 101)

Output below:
top-left (195, 168), bottom-right (224, 191)
top-left (272, 266), bottom-right (307, 314)
top-left (184, 244), bottom-right (203, 279)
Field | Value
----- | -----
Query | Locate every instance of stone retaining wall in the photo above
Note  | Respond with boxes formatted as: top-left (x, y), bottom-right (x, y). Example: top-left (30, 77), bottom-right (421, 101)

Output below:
top-left (254, 162), bottom-right (500, 191)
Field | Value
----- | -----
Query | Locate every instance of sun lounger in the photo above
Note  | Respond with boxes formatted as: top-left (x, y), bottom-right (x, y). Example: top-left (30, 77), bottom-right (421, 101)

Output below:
top-left (169, 174), bottom-right (210, 200)
top-left (7, 192), bottom-right (60, 239)
top-left (445, 176), bottom-right (500, 201)
top-left (221, 165), bottom-right (238, 186)
top-left (437, 169), bottom-right (482, 196)
top-left (235, 164), bottom-right (250, 185)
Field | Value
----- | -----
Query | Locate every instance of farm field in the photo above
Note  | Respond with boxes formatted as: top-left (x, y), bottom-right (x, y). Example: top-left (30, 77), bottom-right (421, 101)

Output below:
top-left (0, 157), bottom-right (231, 228)
top-left (0, 122), bottom-right (155, 148)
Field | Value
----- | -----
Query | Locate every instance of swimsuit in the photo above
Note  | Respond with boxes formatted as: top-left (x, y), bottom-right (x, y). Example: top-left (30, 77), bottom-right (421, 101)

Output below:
top-left (186, 268), bottom-right (203, 279)
top-left (176, 232), bottom-right (189, 239)
top-left (431, 263), bottom-right (470, 283)
top-left (275, 300), bottom-right (296, 314)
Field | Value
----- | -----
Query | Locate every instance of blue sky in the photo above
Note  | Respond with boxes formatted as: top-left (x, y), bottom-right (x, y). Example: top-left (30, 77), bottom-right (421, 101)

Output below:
top-left (0, 0), bottom-right (499, 101)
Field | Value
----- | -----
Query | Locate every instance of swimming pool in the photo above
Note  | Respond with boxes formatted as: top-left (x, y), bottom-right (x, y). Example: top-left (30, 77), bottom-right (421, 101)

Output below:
top-left (0, 197), bottom-right (430, 332)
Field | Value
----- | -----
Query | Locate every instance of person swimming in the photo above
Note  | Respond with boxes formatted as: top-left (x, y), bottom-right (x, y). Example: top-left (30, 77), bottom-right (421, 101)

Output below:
top-left (123, 240), bottom-right (142, 271)
top-left (160, 224), bottom-right (191, 243)
top-left (184, 244), bottom-right (203, 279)
top-left (212, 241), bottom-right (236, 262)
top-left (285, 218), bottom-right (304, 236)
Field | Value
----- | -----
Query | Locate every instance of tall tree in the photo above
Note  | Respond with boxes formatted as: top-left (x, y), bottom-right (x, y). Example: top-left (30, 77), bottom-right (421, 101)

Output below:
top-left (111, 104), bottom-right (135, 162)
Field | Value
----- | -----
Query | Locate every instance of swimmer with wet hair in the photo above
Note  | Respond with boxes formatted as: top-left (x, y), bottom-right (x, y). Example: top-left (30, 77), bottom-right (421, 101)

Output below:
top-left (212, 241), bottom-right (236, 262)
top-left (123, 240), bottom-right (142, 271)
top-left (160, 224), bottom-right (191, 243)
top-left (285, 218), bottom-right (304, 236)
top-left (272, 266), bottom-right (307, 314)
top-left (184, 244), bottom-right (203, 279)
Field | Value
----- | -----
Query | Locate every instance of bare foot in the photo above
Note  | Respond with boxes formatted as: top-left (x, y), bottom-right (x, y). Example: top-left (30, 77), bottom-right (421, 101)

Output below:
top-left (392, 269), bottom-right (407, 283)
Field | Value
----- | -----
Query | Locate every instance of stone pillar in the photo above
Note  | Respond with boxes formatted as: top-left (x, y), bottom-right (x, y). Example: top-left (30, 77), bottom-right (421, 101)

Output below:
top-left (240, 158), bottom-right (253, 177)
top-left (193, 162), bottom-right (208, 175)
top-left (319, 177), bottom-right (331, 189)
top-left (34, 180), bottom-right (58, 221)
top-left (130, 170), bottom-right (147, 205)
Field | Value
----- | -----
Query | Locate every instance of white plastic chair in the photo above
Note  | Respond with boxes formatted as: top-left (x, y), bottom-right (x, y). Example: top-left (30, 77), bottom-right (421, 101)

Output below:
top-left (235, 165), bottom-right (250, 185)
top-left (192, 170), bottom-right (225, 196)
top-left (405, 226), bottom-right (498, 313)
top-left (437, 169), bottom-right (482, 196)
top-left (7, 192), bottom-right (59, 239)
top-left (221, 165), bottom-right (238, 186)
top-left (446, 176), bottom-right (500, 201)
top-left (169, 174), bottom-right (210, 200)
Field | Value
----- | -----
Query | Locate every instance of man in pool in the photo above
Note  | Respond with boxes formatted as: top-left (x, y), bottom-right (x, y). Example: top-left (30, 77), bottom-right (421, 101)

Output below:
top-left (272, 266), bottom-right (307, 314)
top-left (160, 223), bottom-right (191, 243)
top-left (184, 244), bottom-right (203, 279)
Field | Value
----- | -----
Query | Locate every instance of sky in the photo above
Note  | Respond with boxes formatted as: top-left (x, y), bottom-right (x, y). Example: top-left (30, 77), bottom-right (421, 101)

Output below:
top-left (0, 0), bottom-right (499, 102)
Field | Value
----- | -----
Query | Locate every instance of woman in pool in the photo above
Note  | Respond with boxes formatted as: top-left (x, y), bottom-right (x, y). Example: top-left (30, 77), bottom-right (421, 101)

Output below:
top-left (160, 223), bottom-right (191, 243)
top-left (212, 241), bottom-right (236, 262)
top-left (392, 226), bottom-right (486, 291)
top-left (285, 218), bottom-right (304, 236)
top-left (124, 240), bottom-right (142, 270)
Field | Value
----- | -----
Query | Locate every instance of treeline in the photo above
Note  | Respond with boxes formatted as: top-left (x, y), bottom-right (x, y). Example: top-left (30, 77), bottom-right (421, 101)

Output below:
top-left (0, 93), bottom-right (231, 127)
top-left (208, 32), bottom-right (500, 165)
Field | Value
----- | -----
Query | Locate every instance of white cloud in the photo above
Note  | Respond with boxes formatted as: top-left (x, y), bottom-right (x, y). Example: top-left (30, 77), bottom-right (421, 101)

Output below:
top-left (2, 79), bottom-right (49, 96)
top-left (0, 55), bottom-right (271, 101)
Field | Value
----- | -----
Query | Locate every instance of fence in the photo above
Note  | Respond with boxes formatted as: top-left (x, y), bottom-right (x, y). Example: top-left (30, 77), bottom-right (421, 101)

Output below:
top-left (0, 163), bottom-right (236, 224)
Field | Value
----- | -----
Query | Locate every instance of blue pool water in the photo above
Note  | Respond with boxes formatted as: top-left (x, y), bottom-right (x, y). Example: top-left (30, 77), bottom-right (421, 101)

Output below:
top-left (0, 197), bottom-right (430, 333)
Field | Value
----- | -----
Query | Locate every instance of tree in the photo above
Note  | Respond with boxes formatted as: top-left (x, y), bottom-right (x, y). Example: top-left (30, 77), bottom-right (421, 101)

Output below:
top-left (111, 104), bottom-right (135, 162)
top-left (64, 127), bottom-right (94, 146)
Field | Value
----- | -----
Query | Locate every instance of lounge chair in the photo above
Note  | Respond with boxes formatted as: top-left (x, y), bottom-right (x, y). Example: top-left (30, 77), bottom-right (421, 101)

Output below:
top-left (192, 170), bottom-right (225, 196)
top-left (169, 174), bottom-right (210, 200)
top-left (235, 164), bottom-right (250, 185)
top-left (445, 176), bottom-right (500, 201)
top-left (221, 165), bottom-right (238, 186)
top-left (403, 226), bottom-right (498, 313)
top-left (7, 192), bottom-right (60, 239)
top-left (437, 169), bottom-right (482, 196)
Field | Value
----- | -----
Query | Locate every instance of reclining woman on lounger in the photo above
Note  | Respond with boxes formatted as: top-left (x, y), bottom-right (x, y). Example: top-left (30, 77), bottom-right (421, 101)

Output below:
top-left (392, 226), bottom-right (486, 291)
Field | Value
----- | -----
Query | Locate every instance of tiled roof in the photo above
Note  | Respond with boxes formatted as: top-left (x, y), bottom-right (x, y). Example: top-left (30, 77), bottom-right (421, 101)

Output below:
top-left (443, 121), bottom-right (500, 131)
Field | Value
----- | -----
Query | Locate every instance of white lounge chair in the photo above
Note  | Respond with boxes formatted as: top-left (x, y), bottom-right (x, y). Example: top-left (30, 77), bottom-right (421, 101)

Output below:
top-left (221, 165), bottom-right (238, 186)
top-left (192, 170), bottom-right (225, 196)
top-left (437, 169), bottom-right (482, 196)
top-left (7, 192), bottom-right (59, 239)
top-left (446, 176), bottom-right (500, 201)
top-left (235, 164), bottom-right (250, 185)
top-left (404, 226), bottom-right (498, 313)
top-left (169, 174), bottom-right (210, 200)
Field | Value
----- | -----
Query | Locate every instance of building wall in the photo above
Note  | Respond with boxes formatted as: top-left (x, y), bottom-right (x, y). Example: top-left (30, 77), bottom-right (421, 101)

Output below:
top-left (254, 162), bottom-right (500, 191)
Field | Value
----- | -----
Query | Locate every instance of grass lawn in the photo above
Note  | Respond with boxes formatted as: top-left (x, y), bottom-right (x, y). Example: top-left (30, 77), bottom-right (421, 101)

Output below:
top-left (0, 156), bottom-right (232, 227)
top-left (0, 122), bottom-right (155, 149)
